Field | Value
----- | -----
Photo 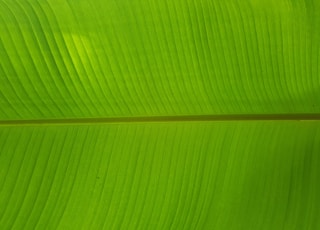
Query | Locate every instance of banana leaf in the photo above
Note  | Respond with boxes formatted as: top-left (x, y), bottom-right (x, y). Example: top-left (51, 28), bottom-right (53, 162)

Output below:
top-left (0, 0), bottom-right (320, 229)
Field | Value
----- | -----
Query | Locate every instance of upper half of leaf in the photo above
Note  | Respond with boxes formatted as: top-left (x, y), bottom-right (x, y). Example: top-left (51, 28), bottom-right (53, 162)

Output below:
top-left (0, 0), bottom-right (320, 120)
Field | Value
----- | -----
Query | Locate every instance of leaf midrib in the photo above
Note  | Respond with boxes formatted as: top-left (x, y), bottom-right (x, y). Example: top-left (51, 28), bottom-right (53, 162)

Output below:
top-left (1, 114), bottom-right (320, 126)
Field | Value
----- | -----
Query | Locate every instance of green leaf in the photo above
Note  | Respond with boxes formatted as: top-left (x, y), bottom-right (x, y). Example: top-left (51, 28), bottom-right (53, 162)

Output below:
top-left (1, 122), bottom-right (320, 229)
top-left (1, 0), bottom-right (320, 229)
top-left (0, 0), bottom-right (319, 119)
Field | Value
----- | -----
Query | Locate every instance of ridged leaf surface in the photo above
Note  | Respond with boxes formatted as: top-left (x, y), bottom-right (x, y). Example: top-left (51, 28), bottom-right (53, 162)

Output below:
top-left (1, 122), bottom-right (320, 229)
top-left (1, 0), bottom-right (320, 229)
top-left (0, 0), bottom-right (319, 119)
